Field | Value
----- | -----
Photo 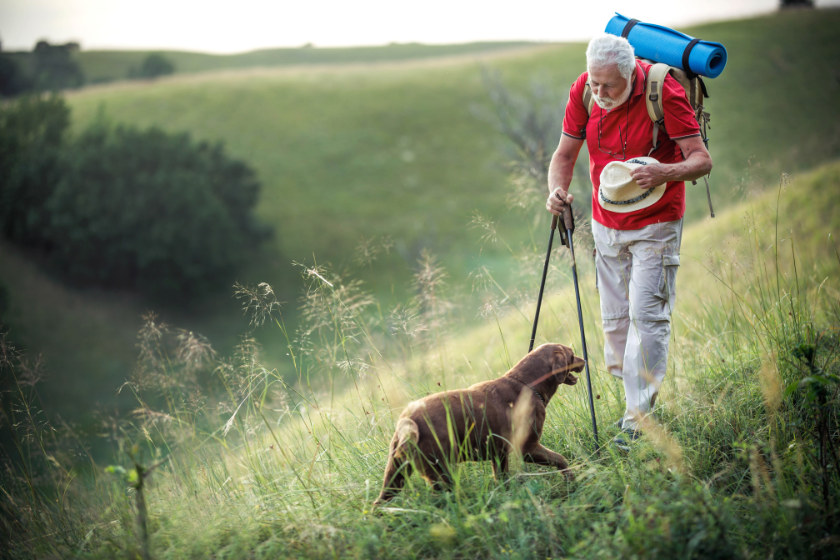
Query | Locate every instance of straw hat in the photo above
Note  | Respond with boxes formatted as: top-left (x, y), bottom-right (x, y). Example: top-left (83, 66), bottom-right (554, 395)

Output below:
top-left (597, 157), bottom-right (666, 213)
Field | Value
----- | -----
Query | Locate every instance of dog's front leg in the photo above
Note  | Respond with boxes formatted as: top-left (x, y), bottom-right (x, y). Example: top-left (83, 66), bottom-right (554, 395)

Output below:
top-left (523, 444), bottom-right (575, 481)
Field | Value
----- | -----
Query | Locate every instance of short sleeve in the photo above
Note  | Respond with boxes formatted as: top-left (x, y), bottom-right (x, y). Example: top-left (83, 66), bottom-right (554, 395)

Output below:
top-left (662, 74), bottom-right (701, 140)
top-left (562, 72), bottom-right (590, 140)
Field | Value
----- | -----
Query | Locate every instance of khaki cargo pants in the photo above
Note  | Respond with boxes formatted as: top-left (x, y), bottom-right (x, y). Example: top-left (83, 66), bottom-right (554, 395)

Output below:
top-left (593, 219), bottom-right (682, 431)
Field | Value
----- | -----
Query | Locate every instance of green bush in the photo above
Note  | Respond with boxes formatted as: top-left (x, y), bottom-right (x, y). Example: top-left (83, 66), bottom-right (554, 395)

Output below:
top-left (0, 96), bottom-right (269, 300)
top-left (0, 55), bottom-right (32, 97)
top-left (129, 54), bottom-right (175, 79)
top-left (31, 41), bottom-right (85, 91)
top-left (47, 121), bottom-right (269, 300)
top-left (0, 280), bottom-right (9, 320)
top-left (0, 94), bottom-right (69, 247)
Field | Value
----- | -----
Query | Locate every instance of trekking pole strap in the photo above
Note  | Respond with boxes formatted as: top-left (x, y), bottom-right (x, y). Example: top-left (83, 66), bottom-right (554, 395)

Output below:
top-left (562, 206), bottom-right (575, 234)
top-left (703, 175), bottom-right (715, 218)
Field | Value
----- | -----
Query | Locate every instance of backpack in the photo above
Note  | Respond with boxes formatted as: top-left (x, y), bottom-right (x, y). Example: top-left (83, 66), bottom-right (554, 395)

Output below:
top-left (582, 59), bottom-right (715, 217)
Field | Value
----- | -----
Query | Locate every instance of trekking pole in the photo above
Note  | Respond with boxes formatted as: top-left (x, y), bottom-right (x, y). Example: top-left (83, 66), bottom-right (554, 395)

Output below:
top-left (558, 205), bottom-right (600, 456)
top-left (528, 214), bottom-right (558, 353)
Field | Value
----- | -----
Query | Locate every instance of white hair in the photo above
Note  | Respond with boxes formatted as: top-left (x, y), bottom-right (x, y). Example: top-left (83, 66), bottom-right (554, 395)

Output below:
top-left (586, 34), bottom-right (636, 81)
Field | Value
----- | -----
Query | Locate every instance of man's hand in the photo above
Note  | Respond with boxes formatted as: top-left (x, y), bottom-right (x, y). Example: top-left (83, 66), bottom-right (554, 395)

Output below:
top-left (546, 188), bottom-right (574, 216)
top-left (630, 163), bottom-right (672, 190)
top-left (630, 136), bottom-right (713, 189)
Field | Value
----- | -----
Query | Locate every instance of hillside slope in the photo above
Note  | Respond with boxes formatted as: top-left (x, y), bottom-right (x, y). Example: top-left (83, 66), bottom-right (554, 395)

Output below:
top-left (2, 8), bottom-right (839, 427)
top-left (64, 8), bottom-right (840, 286)
top-left (8, 158), bottom-right (837, 559)
top-left (74, 42), bottom-right (539, 84)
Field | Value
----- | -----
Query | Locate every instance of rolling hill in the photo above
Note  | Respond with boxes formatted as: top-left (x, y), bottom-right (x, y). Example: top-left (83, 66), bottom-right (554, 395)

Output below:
top-left (1, 7), bottom-right (839, 426)
top-left (74, 41), bottom-right (540, 84)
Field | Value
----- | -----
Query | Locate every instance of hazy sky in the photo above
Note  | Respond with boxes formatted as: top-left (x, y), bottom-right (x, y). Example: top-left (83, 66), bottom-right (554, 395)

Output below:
top-left (2, 0), bottom-right (839, 53)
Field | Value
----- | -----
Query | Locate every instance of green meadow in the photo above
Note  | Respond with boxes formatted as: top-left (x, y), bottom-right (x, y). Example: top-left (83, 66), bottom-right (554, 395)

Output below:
top-left (4, 7), bottom-right (838, 422)
top-left (4, 150), bottom-right (840, 560)
top-left (2, 8), bottom-right (840, 557)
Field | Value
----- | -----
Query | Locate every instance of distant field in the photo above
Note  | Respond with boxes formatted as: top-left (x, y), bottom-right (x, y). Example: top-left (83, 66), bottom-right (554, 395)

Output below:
top-left (74, 42), bottom-right (539, 84)
top-left (64, 8), bottom-right (840, 288)
top-left (2, 8), bottom-right (840, 426)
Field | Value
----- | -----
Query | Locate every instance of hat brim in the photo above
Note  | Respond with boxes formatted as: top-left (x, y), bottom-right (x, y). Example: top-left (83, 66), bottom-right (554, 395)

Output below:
top-left (597, 183), bottom-right (667, 214)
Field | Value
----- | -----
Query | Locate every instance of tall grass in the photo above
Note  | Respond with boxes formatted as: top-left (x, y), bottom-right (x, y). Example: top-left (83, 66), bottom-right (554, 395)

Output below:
top-left (2, 165), bottom-right (840, 559)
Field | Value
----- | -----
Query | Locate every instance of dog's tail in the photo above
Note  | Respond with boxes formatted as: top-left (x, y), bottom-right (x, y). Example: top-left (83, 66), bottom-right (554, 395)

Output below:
top-left (393, 417), bottom-right (419, 460)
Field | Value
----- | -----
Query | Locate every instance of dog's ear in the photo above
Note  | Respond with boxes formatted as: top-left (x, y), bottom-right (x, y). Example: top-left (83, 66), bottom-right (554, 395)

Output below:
top-left (549, 346), bottom-right (572, 384)
top-left (566, 348), bottom-right (585, 385)
top-left (553, 346), bottom-right (585, 385)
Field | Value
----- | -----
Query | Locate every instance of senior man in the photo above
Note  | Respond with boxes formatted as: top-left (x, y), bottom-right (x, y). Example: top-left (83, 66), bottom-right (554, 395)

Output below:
top-left (546, 34), bottom-right (712, 449)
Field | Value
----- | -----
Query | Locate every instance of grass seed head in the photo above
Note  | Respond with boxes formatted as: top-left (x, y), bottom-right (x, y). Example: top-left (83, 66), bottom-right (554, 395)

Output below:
top-left (234, 282), bottom-right (282, 327)
top-left (758, 359), bottom-right (782, 414)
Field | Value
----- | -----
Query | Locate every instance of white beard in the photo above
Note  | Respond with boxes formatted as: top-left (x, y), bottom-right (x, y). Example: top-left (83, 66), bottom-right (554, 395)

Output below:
top-left (593, 80), bottom-right (632, 111)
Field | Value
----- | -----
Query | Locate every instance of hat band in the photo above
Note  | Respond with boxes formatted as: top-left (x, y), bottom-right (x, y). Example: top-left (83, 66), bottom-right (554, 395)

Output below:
top-left (600, 187), bottom-right (654, 206)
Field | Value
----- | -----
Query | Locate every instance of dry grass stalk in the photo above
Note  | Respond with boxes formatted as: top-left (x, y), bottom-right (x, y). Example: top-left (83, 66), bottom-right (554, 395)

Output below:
top-left (510, 387), bottom-right (535, 472)
top-left (638, 415), bottom-right (685, 474)
top-left (749, 446), bottom-right (773, 501)
top-left (758, 358), bottom-right (782, 414)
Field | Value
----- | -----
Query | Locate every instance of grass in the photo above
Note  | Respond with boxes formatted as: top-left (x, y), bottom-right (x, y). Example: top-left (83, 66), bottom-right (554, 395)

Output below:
top-left (2, 8), bottom-right (840, 452)
top-left (2, 157), bottom-right (840, 558)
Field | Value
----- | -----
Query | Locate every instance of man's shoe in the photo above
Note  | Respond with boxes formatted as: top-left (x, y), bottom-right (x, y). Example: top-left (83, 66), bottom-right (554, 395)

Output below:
top-left (612, 428), bottom-right (641, 452)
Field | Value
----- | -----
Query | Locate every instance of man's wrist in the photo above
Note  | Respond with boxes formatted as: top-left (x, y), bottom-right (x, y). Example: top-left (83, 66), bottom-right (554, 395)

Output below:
top-left (658, 163), bottom-right (688, 184)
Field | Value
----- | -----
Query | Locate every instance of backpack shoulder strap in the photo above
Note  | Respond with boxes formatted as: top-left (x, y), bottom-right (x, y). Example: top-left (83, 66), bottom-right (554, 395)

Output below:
top-left (645, 63), bottom-right (669, 126)
top-left (642, 60), bottom-right (715, 218)
top-left (645, 63), bottom-right (669, 154)
top-left (582, 82), bottom-right (595, 117)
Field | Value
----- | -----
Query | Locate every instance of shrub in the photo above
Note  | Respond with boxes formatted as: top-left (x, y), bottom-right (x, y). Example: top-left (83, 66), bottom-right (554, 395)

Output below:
top-left (0, 280), bottom-right (9, 320)
top-left (0, 55), bottom-right (32, 97)
top-left (129, 54), bottom-right (175, 79)
top-left (46, 121), bottom-right (270, 300)
top-left (0, 94), bottom-right (69, 247)
top-left (31, 41), bottom-right (85, 91)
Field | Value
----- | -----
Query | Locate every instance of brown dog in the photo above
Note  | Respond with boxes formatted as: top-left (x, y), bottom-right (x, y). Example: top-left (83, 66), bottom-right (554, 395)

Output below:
top-left (373, 343), bottom-right (585, 507)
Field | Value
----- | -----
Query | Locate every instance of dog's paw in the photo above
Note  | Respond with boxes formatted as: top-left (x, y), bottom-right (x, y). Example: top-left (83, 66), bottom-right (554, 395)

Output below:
top-left (561, 468), bottom-right (576, 482)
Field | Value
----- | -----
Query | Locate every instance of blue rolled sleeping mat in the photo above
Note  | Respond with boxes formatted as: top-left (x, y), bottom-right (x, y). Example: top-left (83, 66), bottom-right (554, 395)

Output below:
top-left (605, 13), bottom-right (728, 79)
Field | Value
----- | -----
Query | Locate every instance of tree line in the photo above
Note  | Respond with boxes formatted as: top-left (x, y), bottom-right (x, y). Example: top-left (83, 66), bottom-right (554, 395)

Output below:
top-left (0, 41), bottom-right (176, 98)
top-left (0, 95), bottom-right (271, 303)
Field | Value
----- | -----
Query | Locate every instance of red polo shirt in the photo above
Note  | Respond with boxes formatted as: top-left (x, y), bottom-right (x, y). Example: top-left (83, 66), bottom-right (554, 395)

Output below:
top-left (562, 60), bottom-right (701, 230)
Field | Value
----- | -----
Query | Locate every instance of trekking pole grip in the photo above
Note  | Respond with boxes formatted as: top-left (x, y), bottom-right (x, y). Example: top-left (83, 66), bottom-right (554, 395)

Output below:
top-left (562, 204), bottom-right (575, 233)
top-left (550, 214), bottom-right (558, 231)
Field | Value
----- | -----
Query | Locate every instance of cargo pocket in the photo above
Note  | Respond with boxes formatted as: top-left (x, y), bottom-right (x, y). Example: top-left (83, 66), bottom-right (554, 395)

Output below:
top-left (657, 254), bottom-right (680, 302)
